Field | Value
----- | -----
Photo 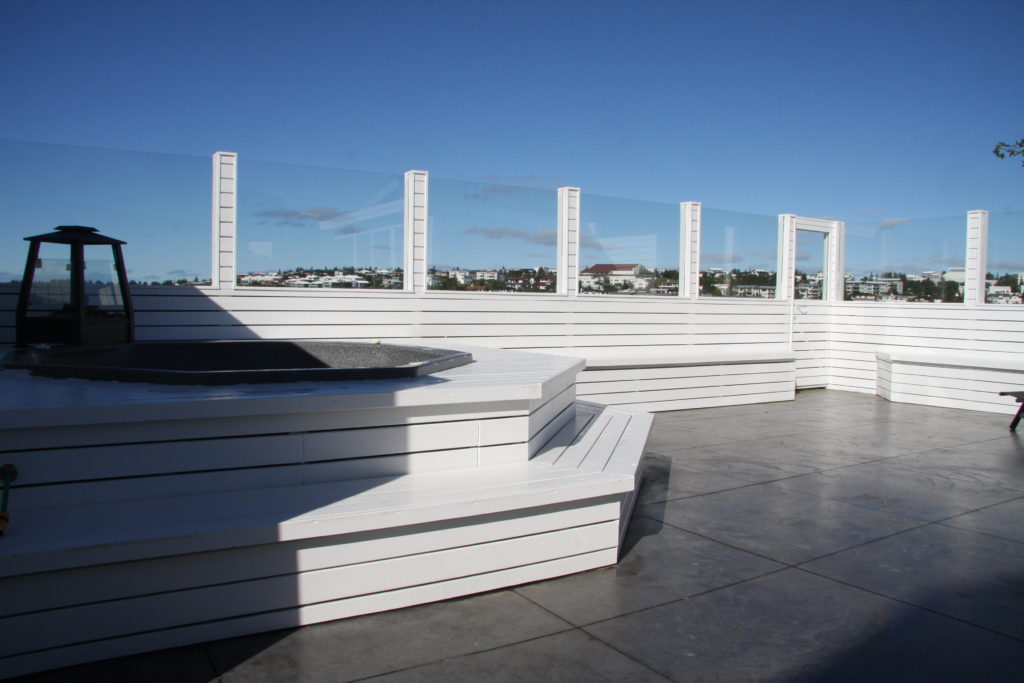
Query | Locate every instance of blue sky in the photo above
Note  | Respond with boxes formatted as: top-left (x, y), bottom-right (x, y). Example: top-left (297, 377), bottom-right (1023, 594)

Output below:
top-left (1, 0), bottom-right (1021, 279)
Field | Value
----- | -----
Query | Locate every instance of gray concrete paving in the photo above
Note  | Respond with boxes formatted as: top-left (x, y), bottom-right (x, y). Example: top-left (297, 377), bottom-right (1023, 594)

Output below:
top-left (16, 390), bottom-right (1024, 682)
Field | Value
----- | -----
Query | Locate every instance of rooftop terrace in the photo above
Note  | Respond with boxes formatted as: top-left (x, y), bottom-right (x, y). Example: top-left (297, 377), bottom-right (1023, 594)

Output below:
top-left (2, 140), bottom-right (1023, 680)
top-left (15, 390), bottom-right (1023, 682)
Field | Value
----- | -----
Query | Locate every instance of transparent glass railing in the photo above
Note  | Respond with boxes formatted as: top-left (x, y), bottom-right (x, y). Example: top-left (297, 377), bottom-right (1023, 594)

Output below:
top-left (844, 215), bottom-right (966, 302)
top-left (699, 208), bottom-right (778, 298)
top-left (985, 211), bottom-right (1024, 304)
top-left (795, 229), bottom-right (827, 300)
top-left (0, 139), bottom-right (210, 287)
top-left (236, 160), bottom-right (405, 289)
top-left (428, 177), bottom-right (557, 292)
top-left (578, 193), bottom-right (679, 295)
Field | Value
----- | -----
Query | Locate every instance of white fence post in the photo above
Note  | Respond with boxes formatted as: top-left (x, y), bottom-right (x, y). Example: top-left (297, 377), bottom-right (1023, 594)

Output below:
top-left (404, 170), bottom-right (429, 294)
top-left (557, 187), bottom-right (581, 296)
top-left (825, 220), bottom-right (845, 301)
top-left (680, 201), bottom-right (701, 299)
top-left (965, 209), bottom-right (989, 306)
top-left (211, 152), bottom-right (237, 289)
top-left (776, 214), bottom-right (796, 300)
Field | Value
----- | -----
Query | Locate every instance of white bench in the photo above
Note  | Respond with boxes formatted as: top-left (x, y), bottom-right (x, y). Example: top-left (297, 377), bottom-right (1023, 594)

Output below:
top-left (0, 400), bottom-right (649, 679)
top-left (876, 349), bottom-right (1024, 415)
top-left (538, 346), bottom-right (797, 412)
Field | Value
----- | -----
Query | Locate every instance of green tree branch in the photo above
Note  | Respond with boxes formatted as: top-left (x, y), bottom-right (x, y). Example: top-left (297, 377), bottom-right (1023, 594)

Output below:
top-left (993, 139), bottom-right (1024, 166)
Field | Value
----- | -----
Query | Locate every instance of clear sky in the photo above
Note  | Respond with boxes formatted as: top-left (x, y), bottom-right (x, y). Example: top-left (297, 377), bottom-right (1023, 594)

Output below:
top-left (1, 0), bottom-right (1021, 279)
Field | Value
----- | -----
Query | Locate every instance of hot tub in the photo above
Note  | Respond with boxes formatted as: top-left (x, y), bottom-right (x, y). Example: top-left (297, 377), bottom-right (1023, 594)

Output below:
top-left (1, 340), bottom-right (473, 385)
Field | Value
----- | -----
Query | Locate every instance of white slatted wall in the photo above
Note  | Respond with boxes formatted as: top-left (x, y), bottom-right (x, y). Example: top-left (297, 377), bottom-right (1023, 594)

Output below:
top-left (121, 287), bottom-right (792, 352)
top-left (826, 302), bottom-right (1024, 395)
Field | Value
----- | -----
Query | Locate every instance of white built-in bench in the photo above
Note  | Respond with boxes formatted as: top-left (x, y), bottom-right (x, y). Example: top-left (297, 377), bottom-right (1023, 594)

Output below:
top-left (538, 346), bottom-right (797, 412)
top-left (0, 345), bottom-right (649, 679)
top-left (877, 349), bottom-right (1024, 415)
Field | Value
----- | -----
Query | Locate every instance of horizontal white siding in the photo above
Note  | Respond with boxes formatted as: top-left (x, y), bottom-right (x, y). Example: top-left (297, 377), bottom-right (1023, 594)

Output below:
top-left (5, 284), bottom-right (1024, 413)
top-left (827, 302), bottom-right (1024, 397)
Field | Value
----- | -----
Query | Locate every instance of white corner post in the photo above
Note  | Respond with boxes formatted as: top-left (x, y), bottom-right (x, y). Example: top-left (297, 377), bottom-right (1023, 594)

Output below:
top-left (964, 209), bottom-right (989, 306)
top-left (557, 187), bottom-right (581, 296)
top-left (776, 214), bottom-right (797, 300)
top-left (822, 219), bottom-right (845, 301)
top-left (404, 170), bottom-right (429, 293)
top-left (680, 201), bottom-right (701, 299)
top-left (211, 152), bottom-right (238, 289)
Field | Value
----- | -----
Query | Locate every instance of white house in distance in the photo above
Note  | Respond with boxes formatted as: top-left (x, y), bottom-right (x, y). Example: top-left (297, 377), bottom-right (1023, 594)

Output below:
top-left (580, 264), bottom-right (647, 290)
top-left (943, 267), bottom-right (966, 283)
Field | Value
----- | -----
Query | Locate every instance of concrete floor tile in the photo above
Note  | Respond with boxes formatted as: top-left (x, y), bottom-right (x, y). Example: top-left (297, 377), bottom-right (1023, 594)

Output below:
top-left (883, 422), bottom-right (1012, 449)
top-left (773, 462), bottom-right (1024, 522)
top-left (365, 629), bottom-right (670, 682)
top-left (653, 403), bottom-right (773, 425)
top-left (643, 423), bottom-right (735, 454)
top-left (515, 516), bottom-right (783, 625)
top-left (681, 416), bottom-right (818, 441)
top-left (584, 568), bottom-right (1024, 683)
top-left (781, 427), bottom-right (928, 460)
top-left (643, 484), bottom-right (922, 564)
top-left (942, 495), bottom-right (1024, 543)
top-left (672, 440), bottom-right (863, 483)
top-left (883, 444), bottom-right (1024, 491)
top-left (205, 591), bottom-right (571, 682)
top-left (636, 455), bottom-right (755, 505)
top-left (803, 524), bottom-right (1024, 640)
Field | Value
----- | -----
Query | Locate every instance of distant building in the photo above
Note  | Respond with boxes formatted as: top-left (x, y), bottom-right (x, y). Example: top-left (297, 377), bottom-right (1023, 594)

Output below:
top-left (447, 269), bottom-right (473, 285)
top-left (579, 264), bottom-right (644, 290)
top-left (845, 278), bottom-right (903, 298)
top-left (943, 267), bottom-right (966, 284)
top-left (796, 282), bottom-right (821, 299)
top-left (732, 284), bottom-right (775, 298)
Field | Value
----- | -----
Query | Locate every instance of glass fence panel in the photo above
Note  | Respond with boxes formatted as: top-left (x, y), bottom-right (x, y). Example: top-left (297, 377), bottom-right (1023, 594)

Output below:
top-left (0, 139), bottom-right (210, 287)
top-left (428, 177), bottom-right (557, 292)
top-left (578, 193), bottom-right (679, 295)
top-left (795, 230), bottom-right (826, 300)
top-left (985, 211), bottom-right (1024, 304)
top-left (699, 208), bottom-right (778, 298)
top-left (844, 215), bottom-right (965, 302)
top-left (25, 243), bottom-right (72, 311)
top-left (236, 160), bottom-right (405, 288)
top-left (84, 244), bottom-right (126, 311)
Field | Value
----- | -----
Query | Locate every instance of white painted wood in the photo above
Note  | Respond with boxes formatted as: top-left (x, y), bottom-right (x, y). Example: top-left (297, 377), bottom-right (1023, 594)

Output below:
top-left (681, 201), bottom-right (700, 299)
top-left (0, 331), bottom-right (651, 676)
top-left (211, 152), bottom-right (237, 290)
top-left (876, 348), bottom-right (1024, 414)
top-left (586, 379), bottom-right (794, 406)
top-left (776, 214), bottom-right (796, 300)
top-left (0, 390), bottom-right (648, 677)
top-left (0, 500), bottom-right (620, 619)
top-left (621, 389), bottom-right (795, 413)
top-left (1, 522), bottom-right (618, 657)
top-left (557, 187), bottom-right (581, 296)
top-left (793, 216), bottom-right (844, 301)
top-left (877, 349), bottom-right (1024, 372)
top-left (0, 550), bottom-right (617, 679)
top-left (965, 210), bottom-right (988, 306)
top-left (404, 170), bottom-right (428, 294)
top-left (576, 370), bottom-right (795, 396)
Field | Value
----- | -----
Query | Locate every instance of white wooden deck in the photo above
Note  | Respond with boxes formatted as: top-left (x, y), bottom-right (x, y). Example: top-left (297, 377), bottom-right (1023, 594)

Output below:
top-left (0, 346), bottom-right (649, 678)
